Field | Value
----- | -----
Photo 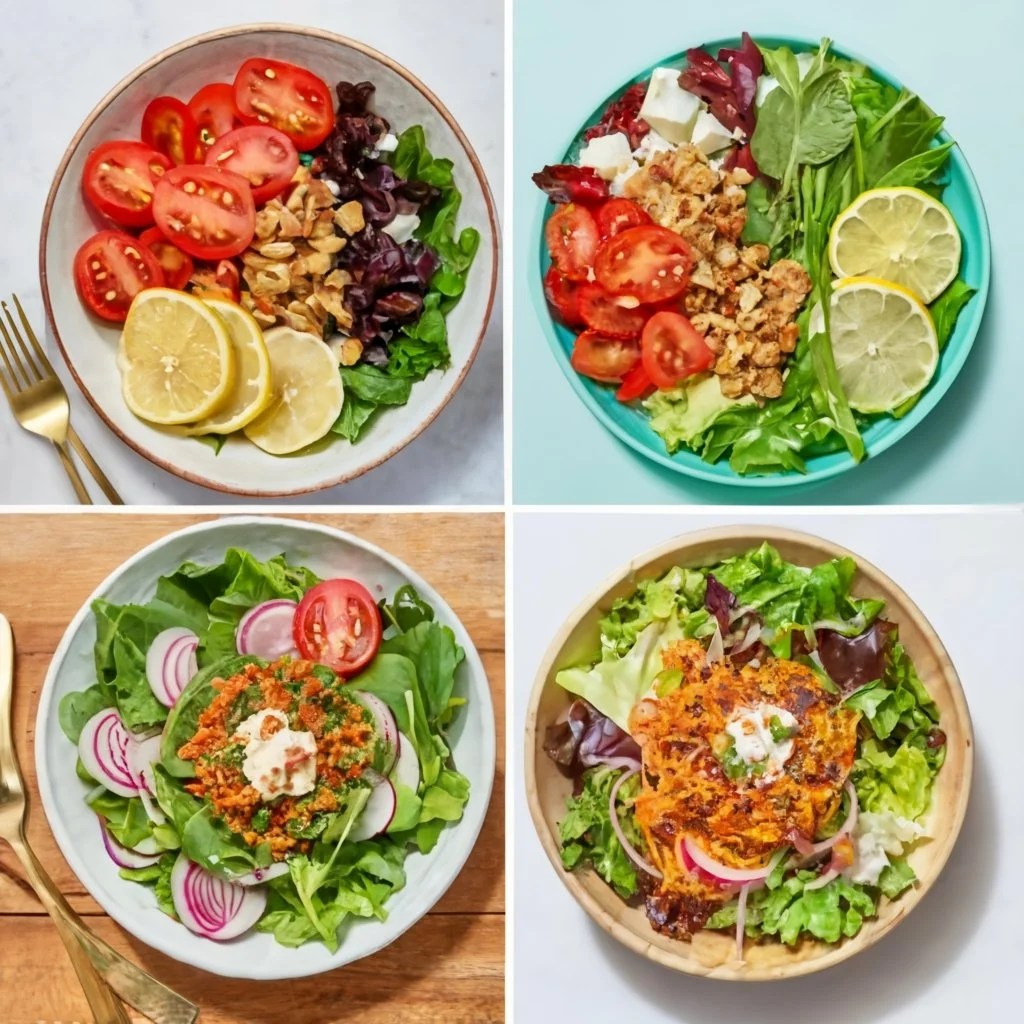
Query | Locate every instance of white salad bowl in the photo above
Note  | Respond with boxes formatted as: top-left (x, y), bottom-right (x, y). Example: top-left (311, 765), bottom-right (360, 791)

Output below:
top-left (39, 24), bottom-right (499, 497)
top-left (34, 516), bottom-right (496, 979)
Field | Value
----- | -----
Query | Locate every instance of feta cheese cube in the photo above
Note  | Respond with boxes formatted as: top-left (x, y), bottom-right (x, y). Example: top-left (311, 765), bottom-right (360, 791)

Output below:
top-left (638, 67), bottom-right (702, 144)
top-left (382, 212), bottom-right (421, 244)
top-left (578, 132), bottom-right (634, 181)
top-left (691, 110), bottom-right (735, 156)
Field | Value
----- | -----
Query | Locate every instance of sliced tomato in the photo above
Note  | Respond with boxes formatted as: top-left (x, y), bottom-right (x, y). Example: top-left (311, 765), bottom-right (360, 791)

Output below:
top-left (293, 579), bottom-right (383, 675)
top-left (73, 230), bottom-right (165, 322)
top-left (595, 198), bottom-right (651, 239)
top-left (577, 284), bottom-right (648, 339)
top-left (82, 141), bottom-right (173, 228)
top-left (544, 204), bottom-right (599, 282)
top-left (141, 96), bottom-right (200, 166)
top-left (570, 330), bottom-right (641, 384)
top-left (138, 226), bottom-right (194, 291)
top-left (189, 259), bottom-right (241, 302)
top-left (543, 266), bottom-right (584, 326)
top-left (152, 164), bottom-right (256, 260)
top-left (595, 225), bottom-right (693, 302)
top-left (616, 363), bottom-right (655, 402)
top-left (189, 82), bottom-right (242, 153)
top-left (205, 125), bottom-right (299, 204)
top-left (641, 311), bottom-right (715, 389)
top-left (233, 58), bottom-right (334, 151)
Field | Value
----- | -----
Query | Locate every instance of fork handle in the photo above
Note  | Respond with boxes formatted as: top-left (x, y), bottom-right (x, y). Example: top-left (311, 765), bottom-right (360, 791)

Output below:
top-left (52, 440), bottom-right (93, 504)
top-left (68, 427), bottom-right (122, 504)
top-left (7, 834), bottom-right (130, 1023)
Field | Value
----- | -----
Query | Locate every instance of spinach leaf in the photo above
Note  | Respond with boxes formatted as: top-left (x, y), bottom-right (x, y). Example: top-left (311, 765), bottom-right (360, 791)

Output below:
top-left (381, 620), bottom-right (464, 725)
top-left (875, 141), bottom-right (955, 189)
top-left (930, 279), bottom-right (976, 349)
top-left (58, 684), bottom-right (113, 743)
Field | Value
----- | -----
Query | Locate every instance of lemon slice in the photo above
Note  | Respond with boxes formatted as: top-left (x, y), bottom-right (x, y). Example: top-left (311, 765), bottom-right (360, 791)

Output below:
top-left (118, 288), bottom-right (235, 425)
top-left (828, 187), bottom-right (961, 303)
top-left (243, 326), bottom-right (343, 455)
top-left (810, 277), bottom-right (938, 414)
top-left (183, 300), bottom-right (272, 435)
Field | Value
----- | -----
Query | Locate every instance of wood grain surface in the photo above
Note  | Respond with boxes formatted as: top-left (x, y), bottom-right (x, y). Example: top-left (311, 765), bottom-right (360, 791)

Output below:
top-left (0, 513), bottom-right (505, 1024)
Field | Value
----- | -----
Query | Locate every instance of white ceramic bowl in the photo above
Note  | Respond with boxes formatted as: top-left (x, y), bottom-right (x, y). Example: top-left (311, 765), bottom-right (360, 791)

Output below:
top-left (39, 25), bottom-right (499, 496)
top-left (35, 516), bottom-right (496, 980)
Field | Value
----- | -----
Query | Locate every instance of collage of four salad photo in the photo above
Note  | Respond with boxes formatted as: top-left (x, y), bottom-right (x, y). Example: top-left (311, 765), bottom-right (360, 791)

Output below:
top-left (0, 1), bottom-right (1019, 1023)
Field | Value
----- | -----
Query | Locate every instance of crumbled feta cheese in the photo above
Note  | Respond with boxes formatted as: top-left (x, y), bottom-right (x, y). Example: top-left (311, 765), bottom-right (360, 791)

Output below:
top-left (632, 129), bottom-right (674, 164)
top-left (382, 212), bottom-right (421, 244)
top-left (237, 709), bottom-right (317, 800)
top-left (376, 133), bottom-right (399, 153)
top-left (638, 67), bottom-right (703, 144)
top-left (578, 132), bottom-right (634, 181)
top-left (609, 159), bottom-right (640, 196)
top-left (847, 810), bottom-right (925, 885)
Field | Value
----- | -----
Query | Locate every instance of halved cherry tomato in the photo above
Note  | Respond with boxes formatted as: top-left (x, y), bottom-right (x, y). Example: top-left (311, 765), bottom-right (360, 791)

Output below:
top-left (570, 330), bottom-right (641, 383)
top-left (205, 125), bottom-right (299, 205)
top-left (577, 284), bottom-right (648, 339)
top-left (233, 58), bottom-right (334, 151)
top-left (138, 226), bottom-right (194, 291)
top-left (73, 230), bottom-right (165, 322)
top-left (81, 141), bottom-right (172, 228)
top-left (616, 363), bottom-right (655, 402)
top-left (544, 204), bottom-right (600, 282)
top-left (293, 579), bottom-right (383, 675)
top-left (595, 198), bottom-right (651, 239)
top-left (189, 82), bottom-right (242, 153)
top-left (543, 265), bottom-right (584, 326)
top-left (595, 225), bottom-right (693, 302)
top-left (190, 259), bottom-right (241, 302)
top-left (152, 164), bottom-right (256, 260)
top-left (641, 311), bottom-right (714, 389)
top-left (141, 96), bottom-right (200, 166)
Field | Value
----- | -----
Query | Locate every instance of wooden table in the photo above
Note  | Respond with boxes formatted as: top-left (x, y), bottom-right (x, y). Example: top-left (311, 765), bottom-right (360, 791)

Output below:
top-left (0, 513), bottom-right (505, 1024)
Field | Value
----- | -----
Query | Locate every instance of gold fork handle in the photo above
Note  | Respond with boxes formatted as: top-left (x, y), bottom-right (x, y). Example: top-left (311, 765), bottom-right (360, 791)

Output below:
top-left (7, 834), bottom-right (130, 1023)
top-left (68, 427), bottom-right (122, 504)
top-left (52, 440), bottom-right (93, 504)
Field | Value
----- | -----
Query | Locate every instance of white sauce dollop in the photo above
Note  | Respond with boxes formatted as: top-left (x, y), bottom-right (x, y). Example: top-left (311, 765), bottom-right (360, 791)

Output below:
top-left (236, 709), bottom-right (317, 801)
top-left (724, 704), bottom-right (798, 784)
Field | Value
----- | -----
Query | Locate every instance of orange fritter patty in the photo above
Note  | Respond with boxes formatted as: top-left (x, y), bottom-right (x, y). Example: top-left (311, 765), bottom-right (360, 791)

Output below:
top-left (627, 640), bottom-right (859, 937)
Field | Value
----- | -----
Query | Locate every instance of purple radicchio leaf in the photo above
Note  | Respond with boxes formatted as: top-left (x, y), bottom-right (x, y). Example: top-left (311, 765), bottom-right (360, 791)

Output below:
top-left (544, 699), bottom-right (641, 780)
top-left (704, 574), bottom-right (736, 634)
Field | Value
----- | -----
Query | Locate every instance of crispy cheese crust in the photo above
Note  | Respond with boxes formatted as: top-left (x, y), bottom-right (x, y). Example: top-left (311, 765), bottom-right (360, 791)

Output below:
top-left (628, 640), bottom-right (859, 938)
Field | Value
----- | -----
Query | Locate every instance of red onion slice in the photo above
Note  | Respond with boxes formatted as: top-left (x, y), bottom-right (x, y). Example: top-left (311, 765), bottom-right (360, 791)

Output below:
top-left (609, 769), bottom-right (661, 879)
top-left (809, 782), bottom-right (859, 856)
top-left (735, 883), bottom-right (751, 963)
top-left (684, 836), bottom-right (774, 885)
top-left (805, 867), bottom-right (840, 891)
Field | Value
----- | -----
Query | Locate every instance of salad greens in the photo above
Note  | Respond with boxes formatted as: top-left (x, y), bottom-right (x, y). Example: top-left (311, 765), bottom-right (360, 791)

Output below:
top-left (60, 550), bottom-right (472, 951)
top-left (332, 126), bottom-right (481, 443)
top-left (554, 543), bottom-right (944, 951)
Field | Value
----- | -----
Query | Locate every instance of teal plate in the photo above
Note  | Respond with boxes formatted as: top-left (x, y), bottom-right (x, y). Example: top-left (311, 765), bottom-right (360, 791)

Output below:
top-left (532, 35), bottom-right (991, 488)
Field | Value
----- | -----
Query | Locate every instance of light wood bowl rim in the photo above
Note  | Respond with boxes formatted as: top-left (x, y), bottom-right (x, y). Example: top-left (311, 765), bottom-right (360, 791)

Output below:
top-left (524, 525), bottom-right (973, 982)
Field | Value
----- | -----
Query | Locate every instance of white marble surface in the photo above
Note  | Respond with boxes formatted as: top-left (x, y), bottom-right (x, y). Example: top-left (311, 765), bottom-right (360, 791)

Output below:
top-left (513, 509), bottom-right (1023, 1024)
top-left (0, 0), bottom-right (503, 505)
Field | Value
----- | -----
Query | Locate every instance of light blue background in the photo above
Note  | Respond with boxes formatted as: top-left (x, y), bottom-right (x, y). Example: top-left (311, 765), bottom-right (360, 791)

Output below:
top-left (513, 0), bottom-right (1020, 505)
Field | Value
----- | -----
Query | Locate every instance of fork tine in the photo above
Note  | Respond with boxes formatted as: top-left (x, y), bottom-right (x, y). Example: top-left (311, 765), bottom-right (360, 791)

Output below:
top-left (0, 340), bottom-right (14, 403)
top-left (0, 301), bottom-right (43, 383)
top-left (0, 317), bottom-right (30, 392)
top-left (11, 295), bottom-right (55, 377)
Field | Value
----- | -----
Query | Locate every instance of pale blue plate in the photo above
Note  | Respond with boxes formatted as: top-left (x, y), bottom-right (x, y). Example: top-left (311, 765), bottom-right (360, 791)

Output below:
top-left (532, 36), bottom-right (991, 488)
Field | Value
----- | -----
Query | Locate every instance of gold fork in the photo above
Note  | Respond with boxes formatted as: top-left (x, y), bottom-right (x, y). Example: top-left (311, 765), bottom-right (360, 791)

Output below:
top-left (0, 614), bottom-right (199, 1024)
top-left (0, 295), bottom-right (122, 505)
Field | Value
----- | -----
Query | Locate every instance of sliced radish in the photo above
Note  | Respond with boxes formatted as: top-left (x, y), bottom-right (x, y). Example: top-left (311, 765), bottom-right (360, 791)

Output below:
top-left (78, 708), bottom-right (138, 798)
top-left (170, 855), bottom-right (267, 940)
top-left (236, 600), bottom-right (299, 659)
top-left (352, 691), bottom-right (399, 776)
top-left (391, 731), bottom-right (420, 794)
top-left (348, 771), bottom-right (397, 842)
top-left (232, 863), bottom-right (290, 886)
top-left (99, 818), bottom-right (162, 869)
top-left (146, 628), bottom-right (200, 708)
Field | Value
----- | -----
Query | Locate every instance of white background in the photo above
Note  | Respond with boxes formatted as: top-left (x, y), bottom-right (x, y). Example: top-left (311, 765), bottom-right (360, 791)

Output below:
top-left (513, 509), bottom-right (1022, 1023)
top-left (0, 0), bottom-right (503, 505)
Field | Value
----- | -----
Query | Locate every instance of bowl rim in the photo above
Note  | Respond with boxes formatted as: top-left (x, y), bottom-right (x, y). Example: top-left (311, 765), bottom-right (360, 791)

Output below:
top-left (38, 22), bottom-right (501, 497)
top-left (523, 524), bottom-right (973, 981)
top-left (34, 514), bottom-right (497, 979)
top-left (531, 34), bottom-right (992, 488)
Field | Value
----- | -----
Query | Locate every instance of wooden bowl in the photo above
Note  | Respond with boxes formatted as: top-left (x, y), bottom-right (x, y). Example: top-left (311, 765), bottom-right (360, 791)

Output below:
top-left (524, 526), bottom-right (973, 981)
top-left (39, 24), bottom-right (499, 497)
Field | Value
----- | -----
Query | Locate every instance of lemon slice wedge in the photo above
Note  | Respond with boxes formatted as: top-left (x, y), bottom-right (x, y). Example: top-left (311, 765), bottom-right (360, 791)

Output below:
top-left (118, 288), bottom-right (235, 425)
top-left (828, 186), bottom-right (961, 303)
top-left (811, 277), bottom-right (939, 414)
top-left (243, 326), bottom-right (344, 455)
top-left (183, 299), bottom-right (272, 435)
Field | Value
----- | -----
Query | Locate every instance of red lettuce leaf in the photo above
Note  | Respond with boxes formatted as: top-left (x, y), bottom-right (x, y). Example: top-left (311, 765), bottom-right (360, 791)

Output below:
top-left (544, 699), bottom-right (641, 781)
top-left (704, 574), bottom-right (736, 633)
top-left (583, 82), bottom-right (651, 151)
top-left (532, 164), bottom-right (610, 205)
top-left (678, 31), bottom-right (762, 136)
